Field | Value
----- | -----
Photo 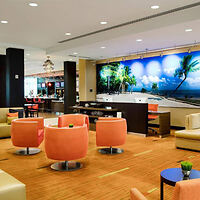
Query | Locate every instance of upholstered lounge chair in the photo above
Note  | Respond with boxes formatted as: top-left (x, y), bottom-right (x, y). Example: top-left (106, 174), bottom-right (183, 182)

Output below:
top-left (130, 179), bottom-right (200, 200)
top-left (175, 113), bottom-right (200, 151)
top-left (45, 125), bottom-right (88, 171)
top-left (58, 114), bottom-right (89, 130)
top-left (11, 117), bottom-right (44, 155)
top-left (96, 117), bottom-right (127, 154)
top-left (0, 169), bottom-right (26, 200)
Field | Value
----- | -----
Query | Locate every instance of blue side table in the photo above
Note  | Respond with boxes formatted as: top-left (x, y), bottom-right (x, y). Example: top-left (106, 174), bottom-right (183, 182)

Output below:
top-left (160, 168), bottom-right (200, 200)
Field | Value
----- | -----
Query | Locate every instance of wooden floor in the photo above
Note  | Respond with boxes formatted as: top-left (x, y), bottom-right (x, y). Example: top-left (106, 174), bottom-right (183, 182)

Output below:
top-left (0, 132), bottom-right (200, 200)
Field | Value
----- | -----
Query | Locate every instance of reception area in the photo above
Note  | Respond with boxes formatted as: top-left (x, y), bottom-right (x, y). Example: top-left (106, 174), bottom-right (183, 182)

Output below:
top-left (1, 1), bottom-right (200, 200)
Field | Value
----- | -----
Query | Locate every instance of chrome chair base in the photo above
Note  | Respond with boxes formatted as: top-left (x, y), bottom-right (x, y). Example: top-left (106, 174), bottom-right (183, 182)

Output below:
top-left (51, 161), bottom-right (82, 171)
top-left (99, 147), bottom-right (124, 155)
top-left (15, 147), bottom-right (41, 155)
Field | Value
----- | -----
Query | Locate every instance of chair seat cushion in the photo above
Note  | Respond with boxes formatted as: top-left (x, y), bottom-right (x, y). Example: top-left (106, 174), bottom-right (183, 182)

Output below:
top-left (0, 169), bottom-right (26, 200)
top-left (0, 123), bottom-right (9, 127)
top-left (148, 115), bottom-right (158, 120)
top-left (175, 130), bottom-right (200, 140)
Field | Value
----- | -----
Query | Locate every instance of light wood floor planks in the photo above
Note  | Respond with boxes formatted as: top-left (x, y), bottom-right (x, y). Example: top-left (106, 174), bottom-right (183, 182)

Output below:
top-left (0, 132), bottom-right (200, 200)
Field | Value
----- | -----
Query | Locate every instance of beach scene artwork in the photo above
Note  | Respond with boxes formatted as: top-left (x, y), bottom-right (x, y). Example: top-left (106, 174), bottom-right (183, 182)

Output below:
top-left (96, 51), bottom-right (200, 108)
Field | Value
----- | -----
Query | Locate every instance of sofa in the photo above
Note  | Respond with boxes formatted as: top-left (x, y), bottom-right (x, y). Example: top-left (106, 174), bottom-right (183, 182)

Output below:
top-left (175, 113), bottom-right (200, 151)
top-left (0, 169), bottom-right (26, 200)
top-left (0, 107), bottom-right (24, 138)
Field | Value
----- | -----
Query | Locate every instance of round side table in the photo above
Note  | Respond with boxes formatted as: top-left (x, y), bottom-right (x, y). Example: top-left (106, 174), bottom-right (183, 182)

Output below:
top-left (160, 168), bottom-right (200, 200)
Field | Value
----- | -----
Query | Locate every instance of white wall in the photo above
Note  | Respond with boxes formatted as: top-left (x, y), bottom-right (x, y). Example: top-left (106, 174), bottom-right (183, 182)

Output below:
top-left (24, 77), bottom-right (37, 97)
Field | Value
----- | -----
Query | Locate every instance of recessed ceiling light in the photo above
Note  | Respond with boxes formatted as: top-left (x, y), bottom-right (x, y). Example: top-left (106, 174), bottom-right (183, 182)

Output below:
top-left (1, 20), bottom-right (8, 24)
top-left (101, 46), bottom-right (106, 49)
top-left (136, 39), bottom-right (143, 42)
top-left (185, 28), bottom-right (192, 32)
top-left (100, 21), bottom-right (108, 25)
top-left (73, 52), bottom-right (78, 55)
top-left (26, 53), bottom-right (30, 56)
top-left (29, 2), bottom-right (38, 7)
top-left (151, 5), bottom-right (159, 9)
top-left (65, 32), bottom-right (71, 36)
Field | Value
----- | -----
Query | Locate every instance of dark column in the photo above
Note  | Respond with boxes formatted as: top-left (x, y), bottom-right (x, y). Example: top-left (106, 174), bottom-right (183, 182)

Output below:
top-left (6, 48), bottom-right (24, 107)
top-left (0, 55), bottom-right (6, 107)
top-left (64, 61), bottom-right (76, 114)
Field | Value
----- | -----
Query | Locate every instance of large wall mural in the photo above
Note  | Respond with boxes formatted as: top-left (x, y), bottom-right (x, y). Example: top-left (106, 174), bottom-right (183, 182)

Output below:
top-left (96, 51), bottom-right (200, 108)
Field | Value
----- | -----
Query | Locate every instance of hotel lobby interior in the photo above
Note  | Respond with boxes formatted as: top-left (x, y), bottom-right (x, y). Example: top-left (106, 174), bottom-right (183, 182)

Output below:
top-left (1, 1), bottom-right (200, 200)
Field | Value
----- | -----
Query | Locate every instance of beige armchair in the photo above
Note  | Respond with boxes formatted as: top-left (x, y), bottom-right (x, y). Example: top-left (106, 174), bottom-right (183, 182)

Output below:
top-left (175, 113), bottom-right (200, 151)
top-left (0, 107), bottom-right (23, 138)
top-left (0, 169), bottom-right (26, 200)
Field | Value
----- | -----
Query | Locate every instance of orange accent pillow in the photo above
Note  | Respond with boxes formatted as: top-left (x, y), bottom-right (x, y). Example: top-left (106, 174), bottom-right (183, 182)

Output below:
top-left (7, 112), bottom-right (18, 117)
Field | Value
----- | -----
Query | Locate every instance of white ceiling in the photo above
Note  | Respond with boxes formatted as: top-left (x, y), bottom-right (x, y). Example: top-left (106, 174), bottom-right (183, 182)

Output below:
top-left (0, 0), bottom-right (200, 74)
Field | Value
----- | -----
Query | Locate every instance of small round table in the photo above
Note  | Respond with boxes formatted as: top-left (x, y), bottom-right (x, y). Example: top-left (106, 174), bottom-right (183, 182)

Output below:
top-left (160, 168), bottom-right (200, 200)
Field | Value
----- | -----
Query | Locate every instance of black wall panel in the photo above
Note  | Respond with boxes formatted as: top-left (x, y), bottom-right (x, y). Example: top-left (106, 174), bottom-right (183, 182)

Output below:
top-left (6, 48), bottom-right (24, 107)
top-left (64, 61), bottom-right (76, 113)
top-left (0, 55), bottom-right (6, 107)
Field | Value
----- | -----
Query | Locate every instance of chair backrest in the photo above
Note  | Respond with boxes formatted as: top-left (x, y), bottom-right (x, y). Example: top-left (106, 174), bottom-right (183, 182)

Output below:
top-left (45, 125), bottom-right (88, 161)
top-left (148, 104), bottom-right (158, 112)
top-left (11, 118), bottom-right (44, 147)
top-left (96, 118), bottom-right (127, 146)
top-left (31, 104), bottom-right (39, 110)
top-left (172, 179), bottom-right (200, 200)
top-left (185, 113), bottom-right (200, 130)
top-left (130, 188), bottom-right (148, 200)
top-left (58, 114), bottom-right (89, 130)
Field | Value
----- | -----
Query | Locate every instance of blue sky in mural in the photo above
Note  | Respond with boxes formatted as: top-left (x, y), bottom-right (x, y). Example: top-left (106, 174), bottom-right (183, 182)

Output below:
top-left (120, 51), bottom-right (200, 91)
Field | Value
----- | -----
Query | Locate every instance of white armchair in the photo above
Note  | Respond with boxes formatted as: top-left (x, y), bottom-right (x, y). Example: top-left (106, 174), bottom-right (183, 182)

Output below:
top-left (175, 113), bottom-right (200, 151)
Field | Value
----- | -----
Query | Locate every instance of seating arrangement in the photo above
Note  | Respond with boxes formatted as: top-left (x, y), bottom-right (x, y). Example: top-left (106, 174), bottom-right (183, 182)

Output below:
top-left (96, 117), bottom-right (127, 154)
top-left (11, 117), bottom-right (44, 155)
top-left (175, 113), bottom-right (200, 151)
top-left (0, 107), bottom-right (24, 138)
top-left (148, 104), bottom-right (159, 134)
top-left (28, 104), bottom-right (39, 117)
top-left (58, 114), bottom-right (89, 130)
top-left (0, 169), bottom-right (26, 200)
top-left (45, 124), bottom-right (88, 171)
top-left (130, 179), bottom-right (200, 200)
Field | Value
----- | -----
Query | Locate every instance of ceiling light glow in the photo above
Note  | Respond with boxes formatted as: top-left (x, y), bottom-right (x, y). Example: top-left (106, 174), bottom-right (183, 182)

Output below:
top-left (151, 5), bottom-right (159, 9)
top-left (100, 21), bottom-right (107, 25)
top-left (29, 2), bottom-right (38, 7)
top-left (185, 29), bottom-right (192, 32)
top-left (65, 32), bottom-right (71, 36)
top-left (136, 39), bottom-right (143, 42)
top-left (1, 20), bottom-right (8, 24)
top-left (101, 46), bottom-right (106, 49)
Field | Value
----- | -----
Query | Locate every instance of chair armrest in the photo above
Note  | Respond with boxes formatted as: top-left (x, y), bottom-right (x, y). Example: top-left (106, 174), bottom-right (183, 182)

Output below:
top-left (130, 188), bottom-right (147, 200)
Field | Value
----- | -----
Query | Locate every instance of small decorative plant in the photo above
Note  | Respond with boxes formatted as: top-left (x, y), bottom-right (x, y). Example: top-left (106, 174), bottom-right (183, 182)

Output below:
top-left (181, 161), bottom-right (193, 177)
top-left (69, 124), bottom-right (74, 128)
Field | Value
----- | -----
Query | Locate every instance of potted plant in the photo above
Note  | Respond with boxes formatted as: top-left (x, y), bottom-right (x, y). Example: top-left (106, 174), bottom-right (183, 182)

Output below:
top-left (181, 161), bottom-right (193, 177)
top-left (69, 124), bottom-right (74, 128)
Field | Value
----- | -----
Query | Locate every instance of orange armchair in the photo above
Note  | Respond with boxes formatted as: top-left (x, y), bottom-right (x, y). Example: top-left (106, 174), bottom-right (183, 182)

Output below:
top-left (58, 114), bottom-right (89, 130)
top-left (96, 117), bottom-right (127, 154)
top-left (45, 125), bottom-right (88, 171)
top-left (130, 179), bottom-right (200, 200)
top-left (11, 117), bottom-right (44, 155)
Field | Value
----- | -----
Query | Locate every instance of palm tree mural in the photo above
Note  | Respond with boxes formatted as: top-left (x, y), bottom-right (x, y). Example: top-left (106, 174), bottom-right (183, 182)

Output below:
top-left (173, 55), bottom-right (200, 93)
top-left (152, 82), bottom-right (158, 93)
top-left (128, 75), bottom-right (137, 93)
top-left (115, 65), bottom-right (130, 93)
